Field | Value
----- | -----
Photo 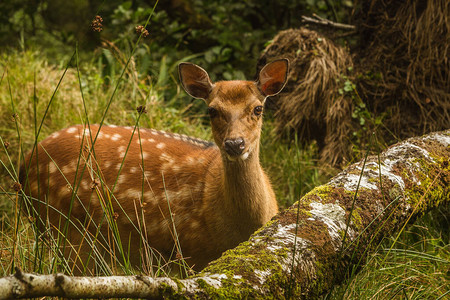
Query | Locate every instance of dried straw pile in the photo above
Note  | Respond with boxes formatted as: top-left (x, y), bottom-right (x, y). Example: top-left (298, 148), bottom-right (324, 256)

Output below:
top-left (260, 0), bottom-right (449, 167)
top-left (355, 0), bottom-right (450, 140)
top-left (257, 28), bottom-right (354, 166)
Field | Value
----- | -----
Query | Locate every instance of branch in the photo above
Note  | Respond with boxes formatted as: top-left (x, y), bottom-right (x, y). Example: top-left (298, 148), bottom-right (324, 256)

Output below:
top-left (1, 130), bottom-right (449, 299)
top-left (302, 13), bottom-right (356, 31)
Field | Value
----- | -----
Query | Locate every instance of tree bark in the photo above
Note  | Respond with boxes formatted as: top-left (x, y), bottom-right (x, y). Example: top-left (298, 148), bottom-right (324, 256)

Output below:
top-left (1, 130), bottom-right (449, 299)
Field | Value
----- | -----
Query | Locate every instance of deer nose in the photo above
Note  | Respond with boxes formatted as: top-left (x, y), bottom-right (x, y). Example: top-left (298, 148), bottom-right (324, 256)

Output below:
top-left (224, 138), bottom-right (245, 156)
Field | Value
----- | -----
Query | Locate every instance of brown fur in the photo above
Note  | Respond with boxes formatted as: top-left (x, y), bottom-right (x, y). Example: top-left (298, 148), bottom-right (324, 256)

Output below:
top-left (20, 60), bottom-right (288, 274)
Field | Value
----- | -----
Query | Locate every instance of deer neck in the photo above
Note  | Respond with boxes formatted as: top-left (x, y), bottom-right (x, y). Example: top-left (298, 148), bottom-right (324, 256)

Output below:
top-left (220, 145), bottom-right (275, 232)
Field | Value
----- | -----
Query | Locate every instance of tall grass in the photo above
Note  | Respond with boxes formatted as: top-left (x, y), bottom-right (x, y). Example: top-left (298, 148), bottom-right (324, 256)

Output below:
top-left (0, 49), bottom-right (212, 276)
top-left (328, 205), bottom-right (449, 299)
top-left (0, 48), bottom-right (448, 298)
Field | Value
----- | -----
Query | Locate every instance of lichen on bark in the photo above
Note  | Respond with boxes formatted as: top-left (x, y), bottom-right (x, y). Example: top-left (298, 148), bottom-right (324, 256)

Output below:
top-left (1, 130), bottom-right (448, 299)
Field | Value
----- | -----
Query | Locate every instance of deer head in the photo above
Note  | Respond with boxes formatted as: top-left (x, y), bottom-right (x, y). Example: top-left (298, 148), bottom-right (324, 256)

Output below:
top-left (178, 59), bottom-right (289, 161)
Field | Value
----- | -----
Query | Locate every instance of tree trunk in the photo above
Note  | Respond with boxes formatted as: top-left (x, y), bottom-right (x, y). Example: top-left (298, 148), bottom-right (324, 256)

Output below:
top-left (1, 130), bottom-right (449, 299)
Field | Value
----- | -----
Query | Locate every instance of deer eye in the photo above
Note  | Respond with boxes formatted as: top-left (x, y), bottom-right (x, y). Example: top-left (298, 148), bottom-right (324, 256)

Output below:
top-left (207, 106), bottom-right (218, 118)
top-left (253, 106), bottom-right (263, 116)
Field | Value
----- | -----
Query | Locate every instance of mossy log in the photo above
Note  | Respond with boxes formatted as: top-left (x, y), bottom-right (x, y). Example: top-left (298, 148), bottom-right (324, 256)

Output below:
top-left (0, 130), bottom-right (449, 299)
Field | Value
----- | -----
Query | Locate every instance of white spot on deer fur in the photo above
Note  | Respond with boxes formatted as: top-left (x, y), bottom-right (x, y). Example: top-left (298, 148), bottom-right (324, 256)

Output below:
top-left (66, 127), bottom-right (77, 134)
top-left (117, 145), bottom-right (126, 153)
top-left (109, 124), bottom-right (117, 128)
top-left (151, 130), bottom-right (158, 136)
top-left (144, 191), bottom-right (158, 205)
top-left (142, 152), bottom-right (149, 160)
top-left (125, 188), bottom-right (143, 200)
top-left (50, 132), bottom-right (60, 139)
top-left (48, 162), bottom-right (57, 174)
top-left (61, 162), bottom-right (75, 174)
top-left (116, 163), bottom-right (122, 170)
top-left (156, 143), bottom-right (165, 149)
top-left (117, 174), bottom-right (127, 185)
top-left (173, 134), bottom-right (181, 140)
top-left (309, 202), bottom-right (355, 251)
top-left (58, 187), bottom-right (70, 197)
top-left (160, 154), bottom-right (174, 167)
top-left (147, 138), bottom-right (155, 143)
top-left (81, 180), bottom-right (89, 190)
top-left (111, 133), bottom-right (122, 141)
top-left (104, 161), bottom-right (112, 169)
top-left (143, 170), bottom-right (152, 179)
top-left (83, 128), bottom-right (90, 136)
top-left (104, 134), bottom-right (111, 139)
top-left (190, 220), bottom-right (200, 229)
top-left (129, 167), bottom-right (138, 174)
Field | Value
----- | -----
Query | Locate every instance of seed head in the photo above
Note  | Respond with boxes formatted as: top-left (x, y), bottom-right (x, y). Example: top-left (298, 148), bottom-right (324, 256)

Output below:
top-left (136, 105), bottom-right (147, 114)
top-left (91, 15), bottom-right (103, 32)
top-left (13, 182), bottom-right (22, 192)
top-left (91, 178), bottom-right (100, 189)
top-left (135, 25), bottom-right (149, 38)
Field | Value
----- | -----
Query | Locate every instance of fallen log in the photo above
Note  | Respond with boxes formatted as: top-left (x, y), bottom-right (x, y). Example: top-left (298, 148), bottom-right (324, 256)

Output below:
top-left (1, 130), bottom-right (448, 299)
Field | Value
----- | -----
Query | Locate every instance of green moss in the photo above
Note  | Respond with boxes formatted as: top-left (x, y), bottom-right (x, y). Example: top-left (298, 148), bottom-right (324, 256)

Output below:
top-left (252, 219), bottom-right (277, 236)
top-left (404, 155), bottom-right (450, 214)
top-left (159, 280), bottom-right (183, 299)
top-left (350, 207), bottom-right (364, 230)
top-left (196, 232), bottom-right (294, 298)
top-left (283, 204), bottom-right (312, 219)
top-left (305, 184), bottom-right (334, 203)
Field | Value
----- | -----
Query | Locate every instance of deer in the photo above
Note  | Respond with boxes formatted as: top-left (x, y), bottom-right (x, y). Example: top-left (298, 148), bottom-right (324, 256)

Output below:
top-left (20, 59), bottom-right (289, 275)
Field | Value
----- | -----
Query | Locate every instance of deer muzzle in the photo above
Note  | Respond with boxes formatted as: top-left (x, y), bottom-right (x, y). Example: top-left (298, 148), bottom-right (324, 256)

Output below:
top-left (224, 137), bottom-right (245, 157)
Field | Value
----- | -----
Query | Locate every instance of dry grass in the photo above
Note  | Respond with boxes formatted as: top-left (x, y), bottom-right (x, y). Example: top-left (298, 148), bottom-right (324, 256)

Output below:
top-left (355, 0), bottom-right (450, 140)
top-left (257, 28), bottom-right (355, 167)
top-left (260, 1), bottom-right (449, 167)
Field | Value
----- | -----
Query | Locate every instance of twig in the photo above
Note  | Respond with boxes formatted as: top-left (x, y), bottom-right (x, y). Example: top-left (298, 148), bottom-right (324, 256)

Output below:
top-left (302, 13), bottom-right (356, 31)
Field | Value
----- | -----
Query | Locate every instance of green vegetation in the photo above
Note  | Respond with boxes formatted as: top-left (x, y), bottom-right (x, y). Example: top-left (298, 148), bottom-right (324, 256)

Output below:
top-left (0, 1), bottom-right (448, 299)
top-left (329, 206), bottom-right (449, 299)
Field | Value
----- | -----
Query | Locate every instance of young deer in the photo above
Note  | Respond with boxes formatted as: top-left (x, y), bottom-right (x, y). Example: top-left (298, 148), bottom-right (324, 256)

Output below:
top-left (20, 59), bottom-right (289, 274)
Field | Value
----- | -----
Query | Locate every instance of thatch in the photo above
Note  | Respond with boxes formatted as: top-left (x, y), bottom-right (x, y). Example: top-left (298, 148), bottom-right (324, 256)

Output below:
top-left (354, 0), bottom-right (450, 140)
top-left (259, 0), bottom-right (449, 167)
top-left (257, 28), bottom-right (355, 166)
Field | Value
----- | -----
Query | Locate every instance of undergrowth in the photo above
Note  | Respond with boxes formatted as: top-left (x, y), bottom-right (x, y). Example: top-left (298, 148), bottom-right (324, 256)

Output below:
top-left (328, 204), bottom-right (449, 299)
top-left (0, 48), bottom-right (325, 275)
top-left (0, 47), bottom-right (448, 298)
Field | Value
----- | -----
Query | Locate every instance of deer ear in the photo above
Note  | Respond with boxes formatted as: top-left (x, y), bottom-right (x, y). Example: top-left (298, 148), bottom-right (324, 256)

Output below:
top-left (179, 63), bottom-right (213, 100)
top-left (257, 59), bottom-right (289, 97)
